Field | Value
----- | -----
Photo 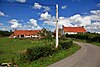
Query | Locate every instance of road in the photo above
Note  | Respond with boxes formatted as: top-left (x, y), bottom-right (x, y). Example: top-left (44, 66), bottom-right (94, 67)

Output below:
top-left (48, 42), bottom-right (100, 67)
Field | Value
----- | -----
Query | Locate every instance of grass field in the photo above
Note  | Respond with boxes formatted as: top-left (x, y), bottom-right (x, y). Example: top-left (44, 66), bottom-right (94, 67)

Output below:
top-left (0, 37), bottom-right (80, 67)
top-left (0, 37), bottom-right (55, 63)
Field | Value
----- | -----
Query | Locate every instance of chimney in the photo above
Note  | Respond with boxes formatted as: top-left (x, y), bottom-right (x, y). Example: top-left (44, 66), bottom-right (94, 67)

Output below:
top-left (62, 25), bottom-right (64, 28)
top-left (82, 26), bottom-right (84, 28)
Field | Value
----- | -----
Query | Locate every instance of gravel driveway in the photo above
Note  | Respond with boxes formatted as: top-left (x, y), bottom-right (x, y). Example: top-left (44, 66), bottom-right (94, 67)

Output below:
top-left (48, 42), bottom-right (100, 67)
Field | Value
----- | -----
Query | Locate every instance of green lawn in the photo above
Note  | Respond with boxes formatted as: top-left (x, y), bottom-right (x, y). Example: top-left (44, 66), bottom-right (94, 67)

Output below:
top-left (0, 37), bottom-right (80, 67)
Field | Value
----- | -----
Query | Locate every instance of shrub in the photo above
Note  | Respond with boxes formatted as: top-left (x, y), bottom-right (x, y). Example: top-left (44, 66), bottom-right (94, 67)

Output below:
top-left (59, 40), bottom-right (73, 49)
top-left (20, 39), bottom-right (73, 62)
top-left (66, 33), bottom-right (100, 43)
top-left (0, 50), bottom-right (3, 55)
top-left (20, 46), bottom-right (56, 62)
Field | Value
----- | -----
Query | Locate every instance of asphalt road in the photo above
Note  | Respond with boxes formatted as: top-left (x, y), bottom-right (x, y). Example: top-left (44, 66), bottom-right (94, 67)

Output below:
top-left (48, 42), bottom-right (100, 67)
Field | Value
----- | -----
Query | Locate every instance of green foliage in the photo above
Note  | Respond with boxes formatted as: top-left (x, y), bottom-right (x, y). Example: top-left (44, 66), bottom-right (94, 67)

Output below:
top-left (0, 37), bottom-right (79, 67)
top-left (39, 28), bottom-right (53, 38)
top-left (59, 40), bottom-right (73, 49)
top-left (0, 30), bottom-right (13, 37)
top-left (20, 46), bottom-right (56, 62)
top-left (0, 37), bottom-right (53, 63)
top-left (92, 43), bottom-right (100, 46)
top-left (20, 39), bottom-right (73, 62)
top-left (19, 43), bottom-right (80, 67)
top-left (66, 33), bottom-right (100, 42)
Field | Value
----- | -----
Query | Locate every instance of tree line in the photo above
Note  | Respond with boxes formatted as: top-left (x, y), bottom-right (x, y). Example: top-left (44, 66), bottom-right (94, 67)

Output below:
top-left (66, 32), bottom-right (100, 43)
top-left (0, 30), bottom-right (13, 37)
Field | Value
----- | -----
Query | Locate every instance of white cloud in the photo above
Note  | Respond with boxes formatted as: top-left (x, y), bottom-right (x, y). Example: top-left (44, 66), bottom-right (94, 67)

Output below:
top-left (90, 10), bottom-right (100, 21)
top-left (90, 11), bottom-right (97, 14)
top-left (90, 10), bottom-right (100, 14)
top-left (9, 19), bottom-right (20, 28)
top-left (39, 12), bottom-right (56, 28)
top-left (43, 10), bottom-right (100, 32)
top-left (2, 28), bottom-right (7, 31)
top-left (86, 21), bottom-right (100, 32)
top-left (40, 12), bottom-right (51, 21)
top-left (18, 23), bottom-right (22, 28)
top-left (92, 22), bottom-right (100, 26)
top-left (61, 5), bottom-right (67, 9)
top-left (90, 15), bottom-right (100, 21)
top-left (8, 0), bottom-right (26, 3)
top-left (0, 23), bottom-right (3, 26)
top-left (16, 0), bottom-right (26, 3)
top-left (23, 25), bottom-right (27, 28)
top-left (33, 3), bottom-right (42, 9)
top-left (97, 3), bottom-right (100, 7)
top-left (69, 14), bottom-right (91, 26)
top-left (33, 2), bottom-right (51, 11)
top-left (8, 18), bottom-right (42, 30)
top-left (29, 19), bottom-right (38, 27)
top-left (0, 11), bottom-right (5, 16)
top-left (0, 11), bottom-right (9, 17)
top-left (59, 17), bottom-right (65, 19)
top-left (70, 14), bottom-right (84, 24)
top-left (43, 6), bottom-right (51, 11)
top-left (58, 19), bottom-right (73, 27)
top-left (44, 21), bottom-right (55, 26)
top-left (28, 19), bottom-right (42, 29)
top-left (82, 16), bottom-right (91, 26)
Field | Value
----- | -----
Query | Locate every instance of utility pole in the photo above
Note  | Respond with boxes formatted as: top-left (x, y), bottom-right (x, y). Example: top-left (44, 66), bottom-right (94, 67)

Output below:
top-left (56, 4), bottom-right (58, 48)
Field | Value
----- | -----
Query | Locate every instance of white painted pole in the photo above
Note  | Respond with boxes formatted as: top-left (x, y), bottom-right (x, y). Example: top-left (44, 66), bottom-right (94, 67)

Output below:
top-left (56, 4), bottom-right (58, 48)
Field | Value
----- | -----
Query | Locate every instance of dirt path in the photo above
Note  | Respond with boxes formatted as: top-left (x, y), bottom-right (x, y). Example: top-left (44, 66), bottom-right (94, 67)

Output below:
top-left (48, 42), bottom-right (100, 67)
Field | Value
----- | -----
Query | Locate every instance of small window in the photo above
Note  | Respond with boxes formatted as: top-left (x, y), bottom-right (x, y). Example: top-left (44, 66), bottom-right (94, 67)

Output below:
top-left (21, 35), bottom-right (24, 37)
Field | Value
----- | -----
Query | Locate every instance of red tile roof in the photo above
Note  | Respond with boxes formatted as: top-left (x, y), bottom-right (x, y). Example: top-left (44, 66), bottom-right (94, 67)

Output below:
top-left (13, 30), bottom-right (40, 36)
top-left (63, 27), bottom-right (86, 33)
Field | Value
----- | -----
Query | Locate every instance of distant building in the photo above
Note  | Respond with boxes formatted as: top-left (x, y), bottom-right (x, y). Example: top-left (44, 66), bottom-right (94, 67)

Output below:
top-left (9, 30), bottom-right (40, 38)
top-left (53, 28), bottom-right (63, 37)
top-left (62, 26), bottom-right (86, 34)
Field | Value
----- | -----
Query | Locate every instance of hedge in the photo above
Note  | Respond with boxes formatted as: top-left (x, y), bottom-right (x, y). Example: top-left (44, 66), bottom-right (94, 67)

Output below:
top-left (66, 33), bottom-right (100, 43)
top-left (59, 40), bottom-right (73, 49)
top-left (20, 39), bottom-right (73, 62)
top-left (20, 46), bottom-right (56, 62)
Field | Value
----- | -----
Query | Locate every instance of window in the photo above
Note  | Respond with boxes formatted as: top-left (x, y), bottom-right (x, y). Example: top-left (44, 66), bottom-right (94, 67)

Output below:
top-left (21, 35), bottom-right (24, 37)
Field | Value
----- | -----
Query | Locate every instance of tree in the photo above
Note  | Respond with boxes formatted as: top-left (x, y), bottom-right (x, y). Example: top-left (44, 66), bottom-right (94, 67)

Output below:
top-left (0, 30), bottom-right (13, 37)
top-left (39, 28), bottom-right (52, 38)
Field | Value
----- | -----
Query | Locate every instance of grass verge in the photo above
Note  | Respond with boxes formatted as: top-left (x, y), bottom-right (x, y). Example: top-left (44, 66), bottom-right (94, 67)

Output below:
top-left (71, 38), bottom-right (100, 47)
top-left (18, 43), bottom-right (80, 67)
top-left (92, 42), bottom-right (100, 46)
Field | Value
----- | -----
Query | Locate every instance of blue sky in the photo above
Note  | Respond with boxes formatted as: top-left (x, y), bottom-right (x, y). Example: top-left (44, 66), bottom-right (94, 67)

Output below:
top-left (0, 0), bottom-right (100, 32)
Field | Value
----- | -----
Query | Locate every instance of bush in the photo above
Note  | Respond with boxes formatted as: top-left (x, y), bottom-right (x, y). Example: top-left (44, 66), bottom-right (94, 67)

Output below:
top-left (59, 40), bottom-right (73, 49)
top-left (20, 46), bottom-right (56, 62)
top-left (0, 30), bottom-right (13, 37)
top-left (66, 33), bottom-right (100, 43)
top-left (20, 39), bottom-right (73, 62)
